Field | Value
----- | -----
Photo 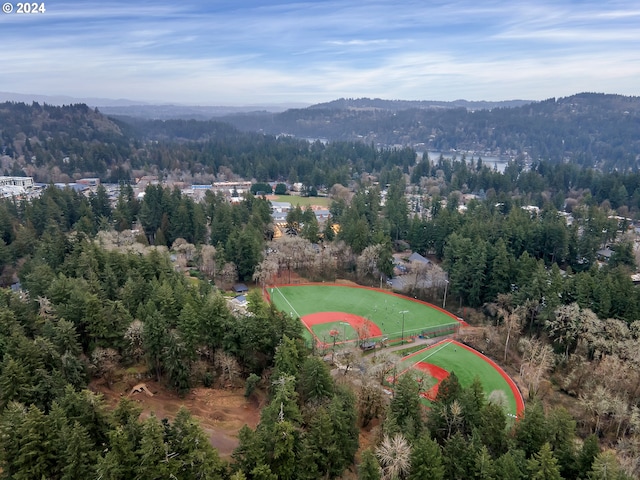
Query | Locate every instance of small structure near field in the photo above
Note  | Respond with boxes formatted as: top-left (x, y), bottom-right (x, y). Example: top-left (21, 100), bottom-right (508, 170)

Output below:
top-left (359, 341), bottom-right (376, 351)
top-left (129, 383), bottom-right (154, 397)
top-left (232, 283), bottom-right (249, 295)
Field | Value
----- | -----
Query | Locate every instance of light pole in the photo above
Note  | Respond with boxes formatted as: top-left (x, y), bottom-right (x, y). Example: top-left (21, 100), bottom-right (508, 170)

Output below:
top-left (340, 322), bottom-right (349, 343)
top-left (443, 279), bottom-right (449, 309)
top-left (399, 310), bottom-right (408, 344)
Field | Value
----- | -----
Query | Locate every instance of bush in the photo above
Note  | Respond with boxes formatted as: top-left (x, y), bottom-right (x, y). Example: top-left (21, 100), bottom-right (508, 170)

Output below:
top-left (244, 373), bottom-right (261, 398)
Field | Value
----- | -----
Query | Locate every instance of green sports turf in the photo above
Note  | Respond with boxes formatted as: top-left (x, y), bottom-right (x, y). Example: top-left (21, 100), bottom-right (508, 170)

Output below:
top-left (270, 285), bottom-right (459, 340)
top-left (310, 322), bottom-right (359, 344)
top-left (397, 341), bottom-right (518, 416)
top-left (269, 195), bottom-right (331, 207)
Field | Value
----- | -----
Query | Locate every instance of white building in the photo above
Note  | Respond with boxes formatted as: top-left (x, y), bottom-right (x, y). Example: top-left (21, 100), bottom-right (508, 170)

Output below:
top-left (0, 176), bottom-right (34, 197)
top-left (0, 176), bottom-right (34, 188)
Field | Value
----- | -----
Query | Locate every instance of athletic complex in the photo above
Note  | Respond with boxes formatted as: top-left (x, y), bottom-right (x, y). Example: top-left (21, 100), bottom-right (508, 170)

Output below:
top-left (268, 284), bottom-right (524, 417)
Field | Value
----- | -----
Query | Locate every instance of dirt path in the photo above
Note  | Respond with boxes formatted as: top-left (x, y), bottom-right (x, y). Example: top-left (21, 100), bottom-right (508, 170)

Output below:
top-left (91, 380), bottom-right (262, 457)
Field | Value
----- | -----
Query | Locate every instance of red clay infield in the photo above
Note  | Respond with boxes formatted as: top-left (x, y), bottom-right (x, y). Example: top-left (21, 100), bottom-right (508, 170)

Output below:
top-left (413, 362), bottom-right (449, 400)
top-left (302, 311), bottom-right (383, 341)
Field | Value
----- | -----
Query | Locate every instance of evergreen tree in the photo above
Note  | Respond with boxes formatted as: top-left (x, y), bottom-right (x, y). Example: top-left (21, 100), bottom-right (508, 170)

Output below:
top-left (269, 419), bottom-right (297, 480)
top-left (527, 443), bottom-right (562, 480)
top-left (546, 407), bottom-right (578, 479)
top-left (577, 434), bottom-right (600, 479)
top-left (495, 450), bottom-right (527, 480)
top-left (13, 405), bottom-right (55, 480)
top-left (387, 372), bottom-right (423, 440)
top-left (138, 415), bottom-right (178, 478)
top-left (359, 448), bottom-right (381, 480)
top-left (169, 407), bottom-right (227, 479)
top-left (233, 424), bottom-right (267, 478)
top-left (459, 377), bottom-right (486, 434)
top-left (165, 331), bottom-right (192, 395)
top-left (475, 445), bottom-right (497, 480)
top-left (514, 401), bottom-right (549, 458)
top-left (61, 421), bottom-right (97, 480)
top-left (587, 451), bottom-right (629, 480)
top-left (96, 425), bottom-right (139, 479)
top-left (298, 356), bottom-right (334, 404)
top-left (143, 309), bottom-right (169, 381)
top-left (300, 407), bottom-right (340, 478)
top-left (328, 386), bottom-right (360, 474)
top-left (478, 402), bottom-right (508, 457)
top-left (408, 435), bottom-right (444, 480)
top-left (272, 335), bottom-right (303, 379)
top-left (442, 432), bottom-right (476, 479)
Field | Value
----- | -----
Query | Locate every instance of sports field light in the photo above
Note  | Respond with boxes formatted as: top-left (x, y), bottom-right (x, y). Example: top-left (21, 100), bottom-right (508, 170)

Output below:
top-left (339, 321), bottom-right (350, 341)
top-left (399, 310), bottom-right (409, 344)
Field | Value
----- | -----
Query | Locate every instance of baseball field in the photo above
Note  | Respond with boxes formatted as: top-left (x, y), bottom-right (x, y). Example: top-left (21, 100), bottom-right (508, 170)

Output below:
top-left (269, 284), bottom-right (462, 345)
top-left (268, 283), bottom-right (524, 417)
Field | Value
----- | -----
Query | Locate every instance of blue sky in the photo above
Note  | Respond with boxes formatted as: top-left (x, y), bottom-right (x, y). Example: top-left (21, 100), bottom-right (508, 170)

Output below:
top-left (1, 0), bottom-right (639, 105)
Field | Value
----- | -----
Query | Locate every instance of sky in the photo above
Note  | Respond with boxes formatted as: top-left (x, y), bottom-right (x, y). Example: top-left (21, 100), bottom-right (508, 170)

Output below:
top-left (1, 0), bottom-right (639, 106)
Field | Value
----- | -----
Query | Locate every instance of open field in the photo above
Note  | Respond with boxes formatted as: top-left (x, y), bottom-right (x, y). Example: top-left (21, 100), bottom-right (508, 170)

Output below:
top-left (269, 284), bottom-right (461, 343)
top-left (267, 194), bottom-right (332, 207)
top-left (396, 340), bottom-right (524, 417)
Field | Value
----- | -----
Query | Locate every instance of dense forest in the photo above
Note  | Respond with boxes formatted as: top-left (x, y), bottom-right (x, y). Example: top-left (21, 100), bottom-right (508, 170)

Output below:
top-left (1, 98), bottom-right (640, 478)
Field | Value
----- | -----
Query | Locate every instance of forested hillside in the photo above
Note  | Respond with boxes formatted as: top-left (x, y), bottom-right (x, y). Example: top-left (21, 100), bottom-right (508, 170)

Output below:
top-left (223, 93), bottom-right (640, 171)
top-left (3, 96), bottom-right (640, 186)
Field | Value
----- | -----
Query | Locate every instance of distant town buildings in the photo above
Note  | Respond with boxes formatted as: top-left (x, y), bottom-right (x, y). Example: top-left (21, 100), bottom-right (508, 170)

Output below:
top-left (0, 176), bottom-right (34, 197)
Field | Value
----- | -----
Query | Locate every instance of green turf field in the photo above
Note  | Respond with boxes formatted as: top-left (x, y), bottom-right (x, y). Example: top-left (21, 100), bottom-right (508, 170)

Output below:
top-left (270, 285), bottom-right (460, 340)
top-left (397, 340), bottom-right (519, 416)
top-left (310, 322), bottom-right (359, 344)
top-left (269, 195), bottom-right (331, 207)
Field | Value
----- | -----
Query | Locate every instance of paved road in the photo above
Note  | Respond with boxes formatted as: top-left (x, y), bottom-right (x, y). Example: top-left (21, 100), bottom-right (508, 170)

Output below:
top-left (381, 335), bottom-right (449, 354)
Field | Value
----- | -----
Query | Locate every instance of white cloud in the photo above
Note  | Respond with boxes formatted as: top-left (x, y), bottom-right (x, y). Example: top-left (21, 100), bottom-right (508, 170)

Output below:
top-left (1, 0), bottom-right (639, 104)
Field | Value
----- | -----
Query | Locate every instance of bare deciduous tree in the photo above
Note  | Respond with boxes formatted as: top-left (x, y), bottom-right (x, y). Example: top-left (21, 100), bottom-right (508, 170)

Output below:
top-left (357, 244), bottom-right (384, 284)
top-left (579, 385), bottom-right (612, 435)
top-left (253, 257), bottom-right (279, 287)
top-left (214, 351), bottom-right (241, 387)
top-left (518, 337), bottom-right (554, 397)
top-left (91, 347), bottom-right (121, 388)
top-left (376, 433), bottom-right (411, 480)
top-left (124, 319), bottom-right (145, 363)
top-left (497, 296), bottom-right (524, 363)
top-left (37, 296), bottom-right (54, 320)
top-left (219, 262), bottom-right (238, 289)
top-left (198, 244), bottom-right (217, 279)
top-left (365, 350), bottom-right (402, 385)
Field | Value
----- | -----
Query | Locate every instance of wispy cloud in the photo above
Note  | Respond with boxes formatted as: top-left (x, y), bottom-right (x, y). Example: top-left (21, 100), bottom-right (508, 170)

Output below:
top-left (1, 0), bottom-right (638, 104)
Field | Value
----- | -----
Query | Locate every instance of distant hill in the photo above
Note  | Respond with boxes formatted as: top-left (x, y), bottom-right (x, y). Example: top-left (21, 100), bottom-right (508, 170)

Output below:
top-left (98, 104), bottom-right (306, 120)
top-left (0, 101), bottom-right (134, 182)
top-left (0, 91), bottom-right (149, 107)
top-left (221, 93), bottom-right (640, 170)
top-left (0, 92), bottom-right (308, 118)
top-left (2, 93), bottom-right (640, 181)
top-left (308, 97), bottom-right (532, 111)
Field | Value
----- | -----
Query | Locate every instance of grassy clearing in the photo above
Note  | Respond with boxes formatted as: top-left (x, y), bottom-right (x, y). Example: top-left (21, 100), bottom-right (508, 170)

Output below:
top-left (269, 195), bottom-right (331, 207)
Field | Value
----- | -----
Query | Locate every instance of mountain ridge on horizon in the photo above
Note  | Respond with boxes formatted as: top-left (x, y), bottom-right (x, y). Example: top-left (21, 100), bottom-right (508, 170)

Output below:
top-left (1, 91), bottom-right (536, 119)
